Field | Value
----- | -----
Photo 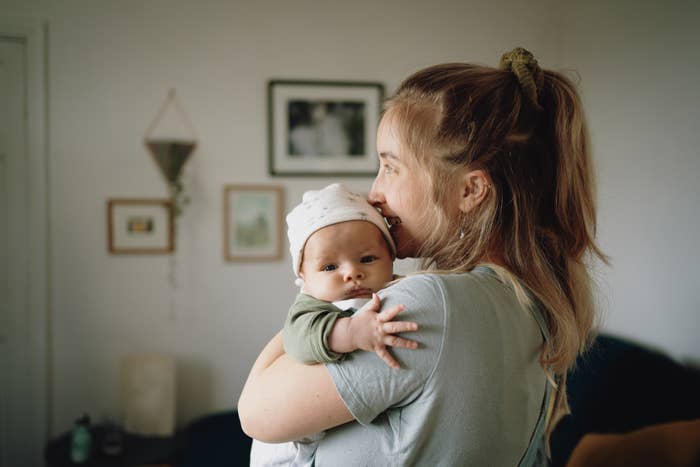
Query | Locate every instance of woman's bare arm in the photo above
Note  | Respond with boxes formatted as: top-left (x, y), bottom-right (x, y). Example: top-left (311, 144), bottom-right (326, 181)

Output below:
top-left (238, 299), bottom-right (408, 442)
top-left (237, 330), bottom-right (354, 442)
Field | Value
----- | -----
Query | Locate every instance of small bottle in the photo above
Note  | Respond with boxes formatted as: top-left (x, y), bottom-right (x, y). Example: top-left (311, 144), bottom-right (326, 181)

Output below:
top-left (70, 414), bottom-right (92, 463)
top-left (100, 415), bottom-right (124, 457)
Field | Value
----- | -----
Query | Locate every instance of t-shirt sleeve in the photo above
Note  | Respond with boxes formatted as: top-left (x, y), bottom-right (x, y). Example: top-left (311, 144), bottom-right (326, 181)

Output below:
top-left (325, 275), bottom-right (447, 425)
top-left (283, 294), bottom-right (353, 364)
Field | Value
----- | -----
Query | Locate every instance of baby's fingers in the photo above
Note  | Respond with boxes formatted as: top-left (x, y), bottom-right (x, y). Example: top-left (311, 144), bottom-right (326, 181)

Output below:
top-left (376, 348), bottom-right (400, 369)
top-left (377, 304), bottom-right (406, 322)
top-left (363, 293), bottom-right (382, 314)
top-left (384, 335), bottom-right (419, 350)
top-left (382, 321), bottom-right (419, 334)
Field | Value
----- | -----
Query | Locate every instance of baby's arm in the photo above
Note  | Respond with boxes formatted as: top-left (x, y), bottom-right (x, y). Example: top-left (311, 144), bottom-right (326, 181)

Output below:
top-left (283, 294), bottom-right (352, 364)
top-left (327, 294), bottom-right (419, 369)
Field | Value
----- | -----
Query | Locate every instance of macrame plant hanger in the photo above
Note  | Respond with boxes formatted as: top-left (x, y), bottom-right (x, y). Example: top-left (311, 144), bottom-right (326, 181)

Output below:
top-left (144, 89), bottom-right (198, 218)
top-left (144, 90), bottom-right (197, 317)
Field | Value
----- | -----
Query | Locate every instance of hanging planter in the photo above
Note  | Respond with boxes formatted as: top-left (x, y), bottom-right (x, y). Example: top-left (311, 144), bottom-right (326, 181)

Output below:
top-left (144, 89), bottom-right (197, 217)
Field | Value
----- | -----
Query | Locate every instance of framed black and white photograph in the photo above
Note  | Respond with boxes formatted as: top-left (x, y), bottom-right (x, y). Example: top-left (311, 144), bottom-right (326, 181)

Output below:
top-left (107, 199), bottom-right (174, 254)
top-left (224, 185), bottom-right (284, 261)
top-left (268, 80), bottom-right (384, 176)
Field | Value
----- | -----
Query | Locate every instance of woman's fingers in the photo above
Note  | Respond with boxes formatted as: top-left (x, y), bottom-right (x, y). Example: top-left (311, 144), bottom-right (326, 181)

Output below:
top-left (383, 335), bottom-right (419, 350)
top-left (382, 321), bottom-right (418, 334)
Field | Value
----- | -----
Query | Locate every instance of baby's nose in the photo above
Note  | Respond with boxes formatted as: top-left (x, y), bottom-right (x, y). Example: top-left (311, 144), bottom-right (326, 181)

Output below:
top-left (343, 266), bottom-right (365, 281)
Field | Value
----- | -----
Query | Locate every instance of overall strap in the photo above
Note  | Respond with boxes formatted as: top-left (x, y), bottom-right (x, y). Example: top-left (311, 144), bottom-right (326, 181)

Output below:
top-left (517, 303), bottom-right (551, 467)
top-left (473, 264), bottom-right (552, 466)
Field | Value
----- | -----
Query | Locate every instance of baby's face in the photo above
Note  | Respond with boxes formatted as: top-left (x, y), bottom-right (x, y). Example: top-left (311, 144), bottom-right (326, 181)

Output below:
top-left (300, 221), bottom-right (393, 302)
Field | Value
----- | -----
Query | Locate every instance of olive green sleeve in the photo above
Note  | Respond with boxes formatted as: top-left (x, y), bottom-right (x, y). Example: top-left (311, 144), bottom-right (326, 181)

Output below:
top-left (283, 294), bottom-right (354, 364)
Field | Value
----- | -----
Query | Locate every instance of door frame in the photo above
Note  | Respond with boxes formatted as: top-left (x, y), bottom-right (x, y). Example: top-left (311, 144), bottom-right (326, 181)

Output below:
top-left (0, 17), bottom-right (49, 461)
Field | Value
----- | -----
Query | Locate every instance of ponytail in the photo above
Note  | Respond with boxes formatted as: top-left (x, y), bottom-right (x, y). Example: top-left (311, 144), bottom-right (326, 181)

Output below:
top-left (384, 49), bottom-right (608, 445)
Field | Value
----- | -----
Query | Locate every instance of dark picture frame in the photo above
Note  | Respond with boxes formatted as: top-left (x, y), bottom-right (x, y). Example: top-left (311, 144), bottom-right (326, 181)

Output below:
top-left (268, 80), bottom-right (384, 177)
top-left (107, 199), bottom-right (174, 254)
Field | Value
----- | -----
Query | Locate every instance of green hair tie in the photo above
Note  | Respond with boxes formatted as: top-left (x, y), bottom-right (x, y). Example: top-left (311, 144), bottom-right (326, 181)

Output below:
top-left (500, 47), bottom-right (544, 110)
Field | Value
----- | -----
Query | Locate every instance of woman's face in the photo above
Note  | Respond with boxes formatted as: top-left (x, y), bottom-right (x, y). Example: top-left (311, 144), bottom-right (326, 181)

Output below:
top-left (369, 114), bottom-right (429, 259)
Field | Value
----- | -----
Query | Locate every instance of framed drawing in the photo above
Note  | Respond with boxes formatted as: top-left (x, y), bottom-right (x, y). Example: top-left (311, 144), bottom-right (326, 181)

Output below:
top-left (268, 80), bottom-right (384, 176)
top-left (107, 199), bottom-right (174, 254)
top-left (224, 185), bottom-right (284, 261)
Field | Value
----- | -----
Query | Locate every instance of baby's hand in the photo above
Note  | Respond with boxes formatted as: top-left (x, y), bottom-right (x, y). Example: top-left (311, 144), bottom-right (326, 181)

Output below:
top-left (349, 293), bottom-right (418, 369)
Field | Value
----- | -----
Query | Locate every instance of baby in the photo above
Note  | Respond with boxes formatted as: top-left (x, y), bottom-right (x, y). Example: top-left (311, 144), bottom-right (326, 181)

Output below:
top-left (249, 183), bottom-right (418, 467)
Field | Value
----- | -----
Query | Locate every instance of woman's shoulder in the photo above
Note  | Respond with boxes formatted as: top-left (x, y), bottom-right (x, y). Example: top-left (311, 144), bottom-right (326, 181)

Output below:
top-left (377, 271), bottom-right (491, 313)
top-left (383, 268), bottom-right (522, 318)
top-left (380, 273), bottom-right (445, 300)
top-left (384, 268), bottom-right (498, 295)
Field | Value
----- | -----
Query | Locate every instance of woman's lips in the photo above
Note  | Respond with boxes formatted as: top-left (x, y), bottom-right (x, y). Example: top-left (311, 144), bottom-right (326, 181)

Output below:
top-left (386, 217), bottom-right (402, 238)
top-left (386, 217), bottom-right (402, 227)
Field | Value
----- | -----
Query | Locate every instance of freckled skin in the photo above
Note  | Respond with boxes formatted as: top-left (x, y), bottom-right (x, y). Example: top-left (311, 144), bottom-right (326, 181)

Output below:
top-left (369, 115), bottom-right (430, 259)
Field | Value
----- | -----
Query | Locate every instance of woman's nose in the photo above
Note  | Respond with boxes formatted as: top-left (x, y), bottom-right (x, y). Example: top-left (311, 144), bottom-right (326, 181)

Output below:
top-left (368, 178), bottom-right (384, 207)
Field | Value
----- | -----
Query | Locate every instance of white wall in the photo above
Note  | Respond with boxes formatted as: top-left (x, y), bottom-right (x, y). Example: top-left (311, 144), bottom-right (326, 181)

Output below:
top-left (2, 0), bottom-right (563, 435)
top-left (559, 0), bottom-right (700, 361)
top-left (3, 0), bottom-right (698, 439)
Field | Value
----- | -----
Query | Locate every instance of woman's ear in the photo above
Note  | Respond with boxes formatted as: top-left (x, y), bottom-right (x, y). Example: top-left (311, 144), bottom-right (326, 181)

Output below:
top-left (458, 169), bottom-right (490, 213)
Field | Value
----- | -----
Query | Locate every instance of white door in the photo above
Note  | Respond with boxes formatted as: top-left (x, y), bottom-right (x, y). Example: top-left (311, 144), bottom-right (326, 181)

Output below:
top-left (0, 34), bottom-right (42, 467)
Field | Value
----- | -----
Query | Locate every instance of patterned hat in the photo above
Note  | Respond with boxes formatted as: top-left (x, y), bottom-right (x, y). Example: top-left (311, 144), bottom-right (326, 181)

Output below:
top-left (286, 183), bottom-right (396, 277)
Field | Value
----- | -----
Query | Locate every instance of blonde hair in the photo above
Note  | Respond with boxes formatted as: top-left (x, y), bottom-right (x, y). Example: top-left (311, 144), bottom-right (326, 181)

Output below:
top-left (384, 49), bottom-right (608, 442)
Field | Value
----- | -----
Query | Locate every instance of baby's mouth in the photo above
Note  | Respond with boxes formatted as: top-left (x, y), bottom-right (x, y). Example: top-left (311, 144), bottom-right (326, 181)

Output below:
top-left (346, 288), bottom-right (372, 299)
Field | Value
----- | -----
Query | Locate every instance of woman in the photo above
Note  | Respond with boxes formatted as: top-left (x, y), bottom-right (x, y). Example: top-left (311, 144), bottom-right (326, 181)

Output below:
top-left (239, 48), bottom-right (606, 466)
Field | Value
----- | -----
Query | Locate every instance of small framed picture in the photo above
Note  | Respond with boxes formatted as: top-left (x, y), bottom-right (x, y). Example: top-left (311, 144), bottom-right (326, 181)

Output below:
top-left (268, 79), bottom-right (384, 176)
top-left (107, 199), bottom-right (174, 254)
top-left (224, 185), bottom-right (284, 261)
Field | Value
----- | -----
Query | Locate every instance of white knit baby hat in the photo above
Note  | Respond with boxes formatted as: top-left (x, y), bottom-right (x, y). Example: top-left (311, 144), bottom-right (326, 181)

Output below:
top-left (286, 183), bottom-right (396, 278)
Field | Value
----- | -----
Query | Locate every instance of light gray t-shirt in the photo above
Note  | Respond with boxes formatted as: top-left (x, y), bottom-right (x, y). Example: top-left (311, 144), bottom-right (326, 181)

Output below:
top-left (319, 268), bottom-right (548, 466)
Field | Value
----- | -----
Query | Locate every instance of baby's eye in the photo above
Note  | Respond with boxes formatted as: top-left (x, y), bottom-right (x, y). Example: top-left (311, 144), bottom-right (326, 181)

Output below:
top-left (383, 164), bottom-right (395, 175)
top-left (360, 255), bottom-right (376, 264)
top-left (322, 264), bottom-right (337, 272)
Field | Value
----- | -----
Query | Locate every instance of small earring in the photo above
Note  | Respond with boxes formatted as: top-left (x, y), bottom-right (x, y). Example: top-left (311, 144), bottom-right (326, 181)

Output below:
top-left (459, 229), bottom-right (465, 239)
